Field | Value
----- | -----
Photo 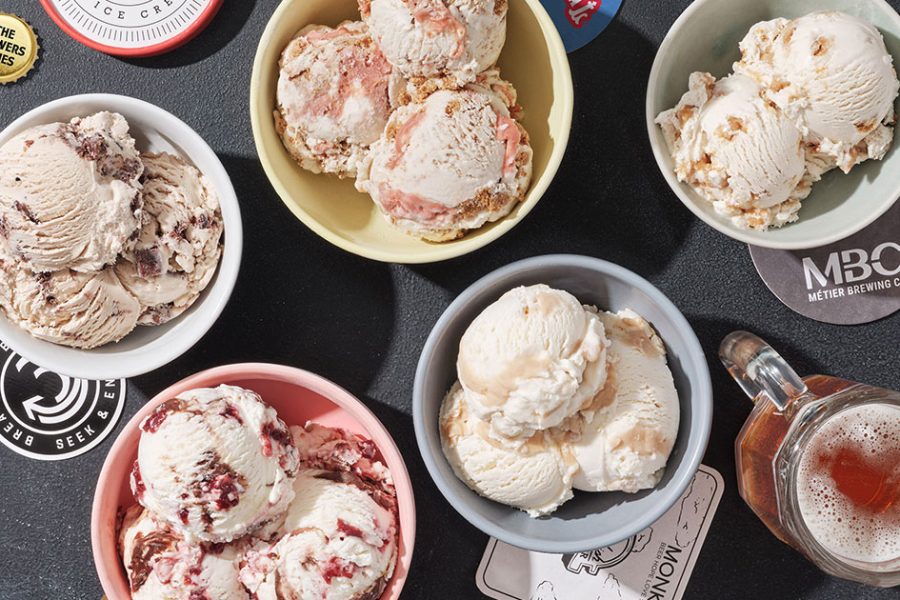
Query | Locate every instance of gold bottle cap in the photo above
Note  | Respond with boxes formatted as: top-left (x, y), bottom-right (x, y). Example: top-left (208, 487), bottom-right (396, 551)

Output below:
top-left (0, 13), bottom-right (38, 84)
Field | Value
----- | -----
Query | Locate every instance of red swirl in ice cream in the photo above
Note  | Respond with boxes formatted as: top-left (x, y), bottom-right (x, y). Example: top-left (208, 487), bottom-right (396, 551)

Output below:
top-left (356, 71), bottom-right (533, 241)
top-left (361, 0), bottom-right (507, 85)
top-left (275, 21), bottom-right (401, 178)
top-left (132, 386), bottom-right (300, 544)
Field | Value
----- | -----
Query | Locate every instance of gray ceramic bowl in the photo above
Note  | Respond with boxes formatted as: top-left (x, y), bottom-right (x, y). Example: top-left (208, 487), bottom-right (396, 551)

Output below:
top-left (647, 0), bottom-right (900, 250)
top-left (412, 255), bottom-right (712, 553)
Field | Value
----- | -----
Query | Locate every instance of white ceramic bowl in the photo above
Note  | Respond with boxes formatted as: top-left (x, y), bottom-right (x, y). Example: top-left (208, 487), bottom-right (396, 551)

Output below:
top-left (0, 94), bottom-right (242, 380)
top-left (647, 0), bottom-right (900, 250)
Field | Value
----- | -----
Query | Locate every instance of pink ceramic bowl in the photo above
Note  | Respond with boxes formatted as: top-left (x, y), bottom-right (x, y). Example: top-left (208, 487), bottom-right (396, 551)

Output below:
top-left (91, 363), bottom-right (416, 599)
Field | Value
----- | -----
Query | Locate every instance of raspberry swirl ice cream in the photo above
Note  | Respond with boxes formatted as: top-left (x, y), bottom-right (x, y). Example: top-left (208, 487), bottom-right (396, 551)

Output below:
top-left (356, 71), bottom-right (532, 241)
top-left (119, 506), bottom-right (249, 600)
top-left (131, 386), bottom-right (300, 543)
top-left (239, 471), bottom-right (398, 600)
top-left (239, 424), bottom-right (399, 600)
top-left (275, 21), bottom-right (401, 177)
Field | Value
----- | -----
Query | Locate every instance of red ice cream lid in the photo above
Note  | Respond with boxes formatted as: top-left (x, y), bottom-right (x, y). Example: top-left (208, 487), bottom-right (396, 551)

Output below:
top-left (39, 0), bottom-right (223, 58)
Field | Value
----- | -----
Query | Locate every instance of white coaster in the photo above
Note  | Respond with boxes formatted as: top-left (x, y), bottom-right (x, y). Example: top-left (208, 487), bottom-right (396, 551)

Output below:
top-left (476, 465), bottom-right (724, 600)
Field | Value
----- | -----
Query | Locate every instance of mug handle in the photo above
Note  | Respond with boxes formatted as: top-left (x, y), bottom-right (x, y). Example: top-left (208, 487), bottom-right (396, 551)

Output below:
top-left (719, 331), bottom-right (808, 412)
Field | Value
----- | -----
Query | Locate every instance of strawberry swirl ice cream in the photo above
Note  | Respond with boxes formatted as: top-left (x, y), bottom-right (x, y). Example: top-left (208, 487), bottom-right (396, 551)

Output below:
top-left (360, 0), bottom-right (508, 86)
top-left (275, 21), bottom-right (402, 178)
top-left (356, 71), bottom-right (532, 241)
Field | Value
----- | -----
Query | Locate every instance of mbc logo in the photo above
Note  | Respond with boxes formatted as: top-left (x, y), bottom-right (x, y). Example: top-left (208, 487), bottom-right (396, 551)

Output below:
top-left (803, 242), bottom-right (900, 290)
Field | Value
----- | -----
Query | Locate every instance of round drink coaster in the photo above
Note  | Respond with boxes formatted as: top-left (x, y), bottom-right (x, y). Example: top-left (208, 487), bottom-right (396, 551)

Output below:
top-left (39, 0), bottom-right (223, 57)
top-left (750, 202), bottom-right (900, 325)
top-left (539, 0), bottom-right (623, 52)
top-left (0, 342), bottom-right (125, 461)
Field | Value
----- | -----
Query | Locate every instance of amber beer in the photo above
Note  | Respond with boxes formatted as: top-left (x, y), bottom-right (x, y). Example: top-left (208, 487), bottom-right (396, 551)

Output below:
top-left (722, 332), bottom-right (900, 587)
top-left (738, 376), bottom-right (900, 564)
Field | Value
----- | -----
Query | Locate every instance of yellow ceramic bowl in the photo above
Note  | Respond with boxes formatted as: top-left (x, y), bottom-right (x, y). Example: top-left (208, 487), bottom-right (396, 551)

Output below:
top-left (251, 0), bottom-right (573, 263)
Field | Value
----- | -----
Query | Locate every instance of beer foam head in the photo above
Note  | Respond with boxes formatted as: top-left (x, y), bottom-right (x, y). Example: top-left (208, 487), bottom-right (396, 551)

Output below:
top-left (796, 403), bottom-right (900, 564)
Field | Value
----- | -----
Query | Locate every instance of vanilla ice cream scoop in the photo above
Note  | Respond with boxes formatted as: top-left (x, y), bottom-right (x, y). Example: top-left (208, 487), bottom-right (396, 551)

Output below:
top-left (440, 382), bottom-right (578, 517)
top-left (276, 21), bottom-right (400, 177)
top-left (0, 243), bottom-right (140, 349)
top-left (360, 0), bottom-right (507, 86)
top-left (456, 284), bottom-right (609, 443)
top-left (656, 72), bottom-right (809, 231)
top-left (570, 310), bottom-right (680, 494)
top-left (240, 470), bottom-right (398, 600)
top-left (119, 506), bottom-right (249, 600)
top-left (115, 152), bottom-right (223, 326)
top-left (357, 72), bottom-right (532, 241)
top-left (0, 112), bottom-right (142, 273)
top-left (735, 12), bottom-right (899, 174)
top-left (131, 385), bottom-right (300, 543)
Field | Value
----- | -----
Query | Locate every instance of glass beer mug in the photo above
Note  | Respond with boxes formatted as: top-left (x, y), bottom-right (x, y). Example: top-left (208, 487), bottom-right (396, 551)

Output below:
top-left (719, 331), bottom-right (899, 587)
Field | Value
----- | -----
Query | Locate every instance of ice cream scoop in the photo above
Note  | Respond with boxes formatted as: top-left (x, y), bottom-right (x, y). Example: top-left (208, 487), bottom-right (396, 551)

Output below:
top-left (292, 423), bottom-right (398, 515)
top-left (359, 0), bottom-right (507, 86)
top-left (356, 73), bottom-right (532, 241)
top-left (115, 152), bottom-right (223, 326)
top-left (456, 284), bottom-right (609, 443)
top-left (0, 112), bottom-right (142, 272)
top-left (131, 385), bottom-right (300, 543)
top-left (440, 382), bottom-right (578, 517)
top-left (119, 506), bottom-right (249, 600)
top-left (570, 310), bottom-right (680, 493)
top-left (735, 11), bottom-right (899, 174)
top-left (276, 21), bottom-right (400, 177)
top-left (656, 72), bottom-right (809, 231)
top-left (240, 470), bottom-right (398, 600)
top-left (0, 243), bottom-right (140, 349)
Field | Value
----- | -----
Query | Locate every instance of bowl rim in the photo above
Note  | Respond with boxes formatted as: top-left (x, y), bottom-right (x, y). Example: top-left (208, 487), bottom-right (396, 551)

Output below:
top-left (0, 93), bottom-right (243, 380)
top-left (249, 0), bottom-right (574, 264)
top-left (412, 254), bottom-right (713, 553)
top-left (645, 0), bottom-right (900, 250)
top-left (91, 362), bottom-right (416, 600)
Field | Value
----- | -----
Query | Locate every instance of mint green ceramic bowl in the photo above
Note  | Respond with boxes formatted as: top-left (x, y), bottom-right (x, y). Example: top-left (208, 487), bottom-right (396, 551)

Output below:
top-left (646, 0), bottom-right (900, 250)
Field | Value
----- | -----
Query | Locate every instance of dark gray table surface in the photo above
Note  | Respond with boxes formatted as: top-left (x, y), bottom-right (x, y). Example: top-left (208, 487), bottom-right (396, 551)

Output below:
top-left (1, 1), bottom-right (898, 598)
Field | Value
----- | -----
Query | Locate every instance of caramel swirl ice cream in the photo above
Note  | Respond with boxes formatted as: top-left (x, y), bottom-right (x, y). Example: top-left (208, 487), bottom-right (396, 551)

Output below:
top-left (571, 310), bottom-right (680, 493)
top-left (440, 284), bottom-right (681, 517)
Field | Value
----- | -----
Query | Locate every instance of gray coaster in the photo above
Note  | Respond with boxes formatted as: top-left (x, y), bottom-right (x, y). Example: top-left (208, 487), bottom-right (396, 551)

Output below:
top-left (0, 341), bottom-right (125, 460)
top-left (750, 203), bottom-right (900, 325)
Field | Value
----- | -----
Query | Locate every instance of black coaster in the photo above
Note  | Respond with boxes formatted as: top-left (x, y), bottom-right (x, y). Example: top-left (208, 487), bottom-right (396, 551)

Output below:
top-left (750, 203), bottom-right (900, 325)
top-left (0, 342), bottom-right (125, 460)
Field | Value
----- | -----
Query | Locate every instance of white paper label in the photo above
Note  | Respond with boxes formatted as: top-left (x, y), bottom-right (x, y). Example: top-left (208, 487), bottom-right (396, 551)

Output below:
top-left (476, 466), bottom-right (724, 600)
